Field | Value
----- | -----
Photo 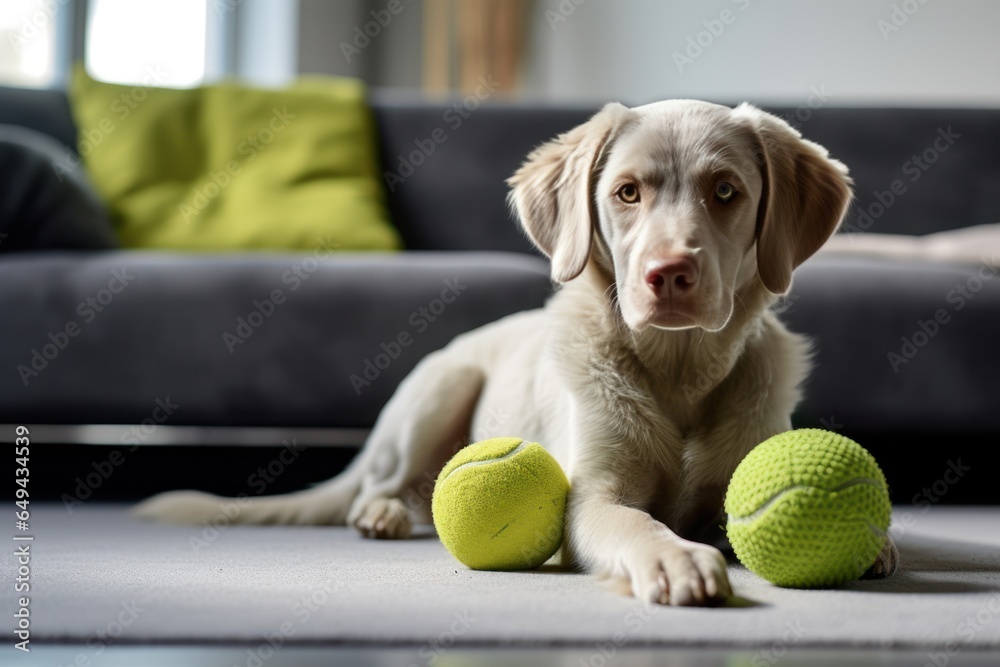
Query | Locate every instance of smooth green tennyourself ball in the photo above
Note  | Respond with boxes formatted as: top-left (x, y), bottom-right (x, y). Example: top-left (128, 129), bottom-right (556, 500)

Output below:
top-left (432, 437), bottom-right (569, 571)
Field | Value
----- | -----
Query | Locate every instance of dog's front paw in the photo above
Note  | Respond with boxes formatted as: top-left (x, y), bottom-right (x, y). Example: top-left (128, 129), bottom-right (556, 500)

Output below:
top-left (351, 497), bottom-right (412, 539)
top-left (861, 535), bottom-right (899, 579)
top-left (625, 540), bottom-right (732, 606)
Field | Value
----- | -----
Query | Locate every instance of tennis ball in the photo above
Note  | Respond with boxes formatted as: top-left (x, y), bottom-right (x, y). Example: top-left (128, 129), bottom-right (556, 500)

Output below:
top-left (725, 429), bottom-right (891, 588)
top-left (432, 437), bottom-right (569, 571)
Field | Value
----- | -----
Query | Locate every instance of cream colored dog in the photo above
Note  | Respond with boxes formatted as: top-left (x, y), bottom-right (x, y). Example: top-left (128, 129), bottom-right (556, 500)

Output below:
top-left (136, 100), bottom-right (898, 605)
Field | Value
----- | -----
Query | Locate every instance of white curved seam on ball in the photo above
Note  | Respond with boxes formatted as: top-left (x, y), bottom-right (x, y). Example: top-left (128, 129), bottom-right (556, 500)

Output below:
top-left (442, 440), bottom-right (530, 479)
top-left (727, 477), bottom-right (884, 525)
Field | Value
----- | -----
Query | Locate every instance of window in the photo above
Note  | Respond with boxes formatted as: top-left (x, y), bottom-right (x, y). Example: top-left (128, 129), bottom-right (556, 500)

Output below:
top-left (0, 0), bottom-right (296, 90)
top-left (86, 0), bottom-right (209, 87)
top-left (0, 0), bottom-right (63, 87)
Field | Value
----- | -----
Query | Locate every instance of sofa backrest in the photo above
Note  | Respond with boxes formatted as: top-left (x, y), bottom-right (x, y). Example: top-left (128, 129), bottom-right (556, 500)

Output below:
top-left (774, 107), bottom-right (996, 240)
top-left (374, 101), bottom-right (1000, 251)
top-left (371, 101), bottom-right (591, 254)
top-left (2, 84), bottom-right (997, 252)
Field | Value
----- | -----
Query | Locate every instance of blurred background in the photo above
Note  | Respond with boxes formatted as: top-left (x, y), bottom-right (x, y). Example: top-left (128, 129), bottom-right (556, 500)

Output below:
top-left (2, 0), bottom-right (999, 106)
top-left (2, 1), bottom-right (998, 505)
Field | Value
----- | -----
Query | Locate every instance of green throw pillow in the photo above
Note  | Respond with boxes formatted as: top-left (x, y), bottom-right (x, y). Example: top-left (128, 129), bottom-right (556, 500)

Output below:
top-left (68, 66), bottom-right (401, 251)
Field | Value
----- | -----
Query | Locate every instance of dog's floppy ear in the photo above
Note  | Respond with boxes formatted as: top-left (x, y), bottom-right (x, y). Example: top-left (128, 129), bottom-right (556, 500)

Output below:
top-left (734, 104), bottom-right (853, 295)
top-left (507, 102), bottom-right (628, 283)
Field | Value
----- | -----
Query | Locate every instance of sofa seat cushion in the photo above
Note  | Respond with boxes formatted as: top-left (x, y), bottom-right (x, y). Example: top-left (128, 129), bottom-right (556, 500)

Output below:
top-left (5, 251), bottom-right (996, 435)
top-left (0, 251), bottom-right (551, 428)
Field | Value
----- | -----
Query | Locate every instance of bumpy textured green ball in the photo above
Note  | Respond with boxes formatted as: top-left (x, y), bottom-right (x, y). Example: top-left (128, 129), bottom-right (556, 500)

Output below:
top-left (432, 437), bottom-right (569, 571)
top-left (725, 429), bottom-right (891, 588)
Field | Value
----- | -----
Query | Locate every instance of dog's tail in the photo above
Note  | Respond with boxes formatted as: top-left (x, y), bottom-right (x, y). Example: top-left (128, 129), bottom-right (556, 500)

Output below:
top-left (131, 464), bottom-right (365, 526)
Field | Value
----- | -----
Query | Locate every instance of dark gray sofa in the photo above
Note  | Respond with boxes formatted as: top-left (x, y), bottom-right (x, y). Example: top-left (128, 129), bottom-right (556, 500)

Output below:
top-left (1, 85), bottom-right (998, 502)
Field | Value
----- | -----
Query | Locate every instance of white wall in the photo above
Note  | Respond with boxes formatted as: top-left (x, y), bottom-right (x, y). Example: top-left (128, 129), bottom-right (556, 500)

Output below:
top-left (523, 0), bottom-right (1000, 107)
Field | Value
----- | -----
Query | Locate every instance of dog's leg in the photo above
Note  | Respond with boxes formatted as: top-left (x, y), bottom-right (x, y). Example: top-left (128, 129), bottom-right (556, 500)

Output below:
top-left (347, 353), bottom-right (485, 539)
top-left (567, 486), bottom-right (733, 607)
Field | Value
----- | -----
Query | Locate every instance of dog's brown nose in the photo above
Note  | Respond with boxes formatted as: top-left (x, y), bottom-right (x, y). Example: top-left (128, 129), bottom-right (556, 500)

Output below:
top-left (645, 257), bottom-right (698, 294)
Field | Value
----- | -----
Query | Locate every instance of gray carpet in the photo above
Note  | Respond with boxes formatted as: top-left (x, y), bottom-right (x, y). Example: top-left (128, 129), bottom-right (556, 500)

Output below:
top-left (6, 505), bottom-right (1000, 649)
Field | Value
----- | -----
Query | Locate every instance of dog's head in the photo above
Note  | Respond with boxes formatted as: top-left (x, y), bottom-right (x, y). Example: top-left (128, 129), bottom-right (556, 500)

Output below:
top-left (508, 100), bottom-right (852, 332)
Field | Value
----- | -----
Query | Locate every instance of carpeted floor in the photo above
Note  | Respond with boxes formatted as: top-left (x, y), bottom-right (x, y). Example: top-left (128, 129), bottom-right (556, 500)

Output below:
top-left (6, 505), bottom-right (1000, 649)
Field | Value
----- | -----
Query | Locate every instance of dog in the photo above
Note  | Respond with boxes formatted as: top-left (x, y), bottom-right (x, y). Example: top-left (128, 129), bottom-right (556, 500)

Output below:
top-left (135, 100), bottom-right (899, 605)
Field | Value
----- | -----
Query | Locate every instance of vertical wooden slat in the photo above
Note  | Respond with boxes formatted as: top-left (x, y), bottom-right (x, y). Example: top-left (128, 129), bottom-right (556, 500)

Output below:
top-left (490, 0), bottom-right (526, 95)
top-left (456, 0), bottom-right (488, 95)
top-left (434, 0), bottom-right (528, 97)
top-left (423, 0), bottom-right (452, 95)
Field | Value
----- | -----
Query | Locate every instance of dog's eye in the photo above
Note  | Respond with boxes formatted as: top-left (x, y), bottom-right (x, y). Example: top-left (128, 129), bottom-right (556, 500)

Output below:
top-left (714, 182), bottom-right (736, 203)
top-left (617, 184), bottom-right (640, 204)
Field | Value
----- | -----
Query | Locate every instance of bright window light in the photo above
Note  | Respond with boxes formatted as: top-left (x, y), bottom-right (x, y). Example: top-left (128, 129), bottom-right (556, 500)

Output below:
top-left (0, 0), bottom-right (60, 87)
top-left (86, 0), bottom-right (208, 87)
